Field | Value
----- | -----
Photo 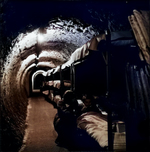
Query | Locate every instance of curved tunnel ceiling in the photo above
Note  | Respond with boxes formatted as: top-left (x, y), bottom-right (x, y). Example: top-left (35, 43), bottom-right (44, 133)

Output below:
top-left (1, 18), bottom-right (101, 151)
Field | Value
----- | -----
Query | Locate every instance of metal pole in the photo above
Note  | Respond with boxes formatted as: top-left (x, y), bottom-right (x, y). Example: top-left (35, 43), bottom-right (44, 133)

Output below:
top-left (72, 63), bottom-right (75, 92)
top-left (60, 65), bottom-right (64, 98)
top-left (105, 29), bottom-right (113, 151)
top-left (70, 64), bottom-right (73, 91)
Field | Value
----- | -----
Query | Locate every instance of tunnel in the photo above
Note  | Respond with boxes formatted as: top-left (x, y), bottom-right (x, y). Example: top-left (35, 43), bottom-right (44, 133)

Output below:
top-left (0, 1), bottom-right (150, 152)
top-left (1, 16), bottom-right (101, 152)
top-left (32, 70), bottom-right (45, 93)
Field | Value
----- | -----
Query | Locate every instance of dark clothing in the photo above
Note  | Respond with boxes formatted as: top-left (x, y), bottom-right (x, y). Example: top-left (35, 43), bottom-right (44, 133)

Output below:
top-left (54, 105), bottom-right (78, 150)
top-left (57, 106), bottom-right (77, 125)
top-left (46, 95), bottom-right (103, 151)
top-left (81, 104), bottom-right (100, 114)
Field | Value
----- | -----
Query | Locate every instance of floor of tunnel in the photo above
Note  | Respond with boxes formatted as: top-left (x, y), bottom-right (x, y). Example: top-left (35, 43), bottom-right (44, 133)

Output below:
top-left (19, 95), bottom-right (126, 152)
top-left (20, 95), bottom-right (69, 152)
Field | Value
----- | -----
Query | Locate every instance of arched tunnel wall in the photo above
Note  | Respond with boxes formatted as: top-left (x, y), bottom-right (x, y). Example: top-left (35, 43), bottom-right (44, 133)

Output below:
top-left (1, 30), bottom-right (38, 151)
top-left (0, 19), bottom-right (99, 151)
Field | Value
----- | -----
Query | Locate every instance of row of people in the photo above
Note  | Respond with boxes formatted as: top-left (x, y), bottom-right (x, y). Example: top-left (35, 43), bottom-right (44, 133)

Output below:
top-left (42, 88), bottom-right (108, 151)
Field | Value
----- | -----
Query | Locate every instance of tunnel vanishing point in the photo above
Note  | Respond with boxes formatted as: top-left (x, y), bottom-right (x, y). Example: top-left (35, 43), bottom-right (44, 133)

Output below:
top-left (0, 18), bottom-right (100, 151)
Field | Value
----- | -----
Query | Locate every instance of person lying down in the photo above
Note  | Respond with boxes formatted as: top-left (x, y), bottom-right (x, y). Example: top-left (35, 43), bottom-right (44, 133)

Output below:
top-left (44, 89), bottom-right (109, 150)
top-left (52, 91), bottom-right (109, 150)
top-left (76, 94), bottom-right (108, 148)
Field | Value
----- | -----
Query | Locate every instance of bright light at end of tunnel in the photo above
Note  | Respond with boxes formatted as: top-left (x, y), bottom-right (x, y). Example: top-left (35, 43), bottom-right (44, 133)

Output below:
top-left (37, 34), bottom-right (45, 43)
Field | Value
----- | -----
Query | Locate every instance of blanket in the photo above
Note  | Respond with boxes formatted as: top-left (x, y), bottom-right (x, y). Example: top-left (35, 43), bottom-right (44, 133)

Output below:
top-left (77, 111), bottom-right (108, 148)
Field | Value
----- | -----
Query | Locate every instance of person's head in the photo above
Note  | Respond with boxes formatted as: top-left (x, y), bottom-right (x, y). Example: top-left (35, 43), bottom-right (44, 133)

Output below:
top-left (82, 94), bottom-right (94, 107)
top-left (63, 90), bottom-right (75, 105)
top-left (54, 95), bottom-right (61, 104)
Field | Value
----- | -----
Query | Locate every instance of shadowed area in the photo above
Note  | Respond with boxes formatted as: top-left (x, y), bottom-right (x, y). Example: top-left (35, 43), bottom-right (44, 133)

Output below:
top-left (20, 95), bottom-right (68, 152)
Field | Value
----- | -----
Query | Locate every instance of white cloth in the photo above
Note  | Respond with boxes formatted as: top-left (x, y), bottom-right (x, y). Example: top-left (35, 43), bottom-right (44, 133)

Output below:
top-left (77, 111), bottom-right (108, 148)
